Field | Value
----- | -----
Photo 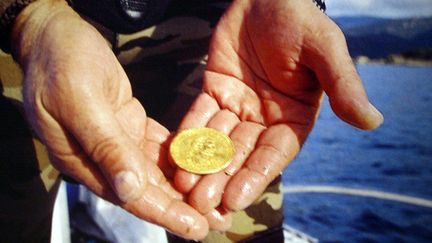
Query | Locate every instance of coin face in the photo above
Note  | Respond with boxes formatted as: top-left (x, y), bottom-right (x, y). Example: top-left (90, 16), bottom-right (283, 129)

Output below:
top-left (169, 127), bottom-right (235, 174)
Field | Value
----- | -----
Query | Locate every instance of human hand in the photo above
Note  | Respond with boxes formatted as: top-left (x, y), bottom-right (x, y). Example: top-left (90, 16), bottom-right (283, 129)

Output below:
top-left (12, 0), bottom-right (208, 239)
top-left (173, 0), bottom-right (384, 228)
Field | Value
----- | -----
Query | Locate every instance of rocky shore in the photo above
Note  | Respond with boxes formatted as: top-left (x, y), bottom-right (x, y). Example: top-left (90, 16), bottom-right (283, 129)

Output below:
top-left (353, 49), bottom-right (432, 66)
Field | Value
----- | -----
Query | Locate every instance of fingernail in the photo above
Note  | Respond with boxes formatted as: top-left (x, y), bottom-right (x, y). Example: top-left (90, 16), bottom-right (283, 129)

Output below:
top-left (368, 103), bottom-right (384, 129)
top-left (114, 171), bottom-right (141, 202)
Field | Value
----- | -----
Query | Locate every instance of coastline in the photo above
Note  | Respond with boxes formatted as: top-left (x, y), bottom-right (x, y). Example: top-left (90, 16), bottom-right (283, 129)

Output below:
top-left (353, 55), bottom-right (432, 67)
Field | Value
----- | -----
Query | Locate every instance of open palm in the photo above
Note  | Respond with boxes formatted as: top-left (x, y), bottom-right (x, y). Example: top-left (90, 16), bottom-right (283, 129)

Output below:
top-left (14, 1), bottom-right (207, 239)
top-left (173, 0), bottom-right (383, 229)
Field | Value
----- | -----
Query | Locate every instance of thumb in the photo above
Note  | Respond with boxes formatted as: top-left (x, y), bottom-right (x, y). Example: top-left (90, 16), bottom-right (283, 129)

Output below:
top-left (303, 17), bottom-right (384, 130)
top-left (60, 97), bottom-right (148, 203)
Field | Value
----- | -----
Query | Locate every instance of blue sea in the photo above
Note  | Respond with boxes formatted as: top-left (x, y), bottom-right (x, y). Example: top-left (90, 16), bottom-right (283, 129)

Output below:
top-left (282, 64), bottom-right (432, 242)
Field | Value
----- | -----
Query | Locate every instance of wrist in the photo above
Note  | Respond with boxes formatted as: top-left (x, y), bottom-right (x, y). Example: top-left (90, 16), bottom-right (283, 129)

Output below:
top-left (10, 0), bottom-right (70, 64)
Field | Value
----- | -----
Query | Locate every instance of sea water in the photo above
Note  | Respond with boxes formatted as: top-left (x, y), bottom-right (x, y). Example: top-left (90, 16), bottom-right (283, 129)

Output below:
top-left (282, 64), bottom-right (432, 242)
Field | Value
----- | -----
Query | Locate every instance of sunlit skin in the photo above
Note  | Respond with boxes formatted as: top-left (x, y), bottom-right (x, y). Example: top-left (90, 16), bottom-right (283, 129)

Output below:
top-left (11, 0), bottom-right (383, 239)
top-left (173, 0), bottom-right (384, 230)
top-left (12, 0), bottom-right (208, 240)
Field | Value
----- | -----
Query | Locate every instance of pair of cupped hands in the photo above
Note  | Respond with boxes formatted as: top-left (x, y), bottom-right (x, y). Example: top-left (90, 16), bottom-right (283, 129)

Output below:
top-left (12, 0), bottom-right (383, 240)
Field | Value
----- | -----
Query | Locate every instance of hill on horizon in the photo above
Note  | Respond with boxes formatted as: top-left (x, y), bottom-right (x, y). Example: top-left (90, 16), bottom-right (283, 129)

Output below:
top-left (332, 16), bottom-right (432, 59)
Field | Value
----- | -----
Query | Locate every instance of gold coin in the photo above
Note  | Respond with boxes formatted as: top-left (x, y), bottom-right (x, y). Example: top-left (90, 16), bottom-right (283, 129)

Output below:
top-left (169, 127), bottom-right (235, 174)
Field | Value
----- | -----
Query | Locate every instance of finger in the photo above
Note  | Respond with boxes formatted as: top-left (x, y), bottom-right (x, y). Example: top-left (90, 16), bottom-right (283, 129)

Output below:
top-left (173, 93), bottom-right (220, 193)
top-left (141, 140), bottom-right (175, 179)
top-left (54, 151), bottom-right (206, 240)
top-left (178, 93), bottom-right (220, 130)
top-left (182, 110), bottom-right (240, 208)
top-left (204, 207), bottom-right (232, 232)
top-left (185, 110), bottom-right (239, 212)
top-left (139, 144), bottom-right (182, 200)
top-left (48, 98), bottom-right (183, 202)
top-left (50, 149), bottom-right (119, 203)
top-left (61, 97), bottom-right (148, 203)
top-left (303, 16), bottom-right (383, 130)
top-left (207, 109), bottom-right (240, 134)
top-left (204, 71), bottom-right (265, 124)
top-left (189, 173), bottom-right (228, 213)
top-left (124, 184), bottom-right (209, 240)
top-left (174, 169), bottom-right (201, 193)
top-left (144, 118), bottom-right (171, 144)
top-left (115, 98), bottom-right (147, 143)
top-left (118, 105), bottom-right (179, 197)
top-left (74, 98), bottom-right (181, 201)
top-left (118, 108), bottom-right (175, 179)
top-left (223, 124), bottom-right (299, 211)
top-left (189, 122), bottom-right (264, 213)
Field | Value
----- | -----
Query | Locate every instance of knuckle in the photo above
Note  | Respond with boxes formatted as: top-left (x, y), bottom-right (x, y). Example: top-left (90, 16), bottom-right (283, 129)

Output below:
top-left (318, 22), bottom-right (346, 44)
top-left (89, 136), bottom-right (120, 165)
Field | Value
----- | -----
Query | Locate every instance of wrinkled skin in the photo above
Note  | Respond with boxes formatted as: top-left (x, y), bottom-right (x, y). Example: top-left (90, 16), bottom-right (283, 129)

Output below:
top-left (11, 0), bottom-right (383, 239)
top-left (12, 0), bottom-right (208, 240)
top-left (173, 0), bottom-right (384, 229)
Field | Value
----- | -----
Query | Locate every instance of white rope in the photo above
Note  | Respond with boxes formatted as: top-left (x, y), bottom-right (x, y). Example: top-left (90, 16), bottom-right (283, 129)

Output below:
top-left (283, 185), bottom-right (432, 208)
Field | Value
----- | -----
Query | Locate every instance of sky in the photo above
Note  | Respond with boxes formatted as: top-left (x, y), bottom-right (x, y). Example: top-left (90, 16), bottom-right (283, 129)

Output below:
top-left (326, 0), bottom-right (432, 18)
